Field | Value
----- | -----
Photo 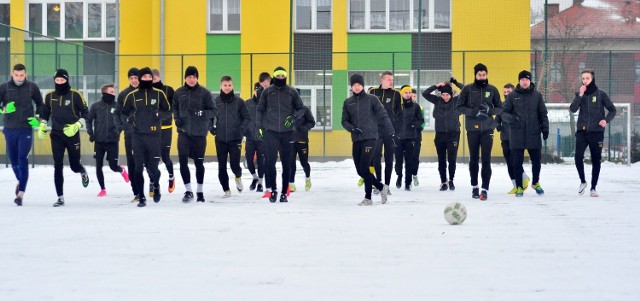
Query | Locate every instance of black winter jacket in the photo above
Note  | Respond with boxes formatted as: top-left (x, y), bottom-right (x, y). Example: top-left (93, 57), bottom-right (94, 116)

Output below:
top-left (342, 91), bottom-right (395, 142)
top-left (395, 99), bottom-right (424, 140)
top-left (257, 85), bottom-right (305, 133)
top-left (501, 84), bottom-right (549, 150)
top-left (120, 87), bottom-right (170, 135)
top-left (569, 87), bottom-right (616, 133)
top-left (214, 91), bottom-right (250, 142)
top-left (455, 81), bottom-right (503, 132)
top-left (423, 85), bottom-right (460, 133)
top-left (87, 95), bottom-right (120, 142)
top-left (42, 89), bottom-right (88, 132)
top-left (0, 79), bottom-right (43, 129)
top-left (173, 83), bottom-right (216, 137)
top-left (293, 106), bottom-right (316, 142)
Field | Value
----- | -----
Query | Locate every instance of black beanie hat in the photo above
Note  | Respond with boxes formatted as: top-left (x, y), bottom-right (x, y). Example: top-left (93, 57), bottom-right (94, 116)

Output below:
top-left (54, 69), bottom-right (69, 81)
top-left (518, 70), bottom-right (532, 81)
top-left (350, 74), bottom-right (364, 87)
top-left (474, 63), bottom-right (488, 75)
top-left (184, 66), bottom-right (199, 79)
top-left (127, 67), bottom-right (139, 78)
top-left (438, 84), bottom-right (453, 96)
top-left (138, 67), bottom-right (153, 79)
top-left (254, 82), bottom-right (261, 90)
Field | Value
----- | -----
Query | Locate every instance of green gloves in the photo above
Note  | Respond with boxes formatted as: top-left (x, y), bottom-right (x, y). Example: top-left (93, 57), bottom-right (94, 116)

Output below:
top-left (2, 101), bottom-right (16, 114)
top-left (63, 121), bottom-right (82, 137)
top-left (37, 121), bottom-right (48, 139)
top-left (27, 117), bottom-right (40, 128)
top-left (284, 115), bottom-right (294, 128)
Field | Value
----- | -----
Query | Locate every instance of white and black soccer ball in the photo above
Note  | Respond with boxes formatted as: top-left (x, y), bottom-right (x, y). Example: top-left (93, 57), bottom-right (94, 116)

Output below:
top-left (444, 202), bottom-right (467, 225)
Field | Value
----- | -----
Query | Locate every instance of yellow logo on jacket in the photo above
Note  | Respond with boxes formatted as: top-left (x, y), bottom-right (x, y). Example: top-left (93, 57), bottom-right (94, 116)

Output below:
top-left (474, 124), bottom-right (479, 129)
top-left (592, 96), bottom-right (597, 103)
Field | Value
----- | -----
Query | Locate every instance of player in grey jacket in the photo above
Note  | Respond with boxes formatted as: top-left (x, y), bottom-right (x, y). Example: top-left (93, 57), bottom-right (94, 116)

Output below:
top-left (569, 69), bottom-right (616, 197)
top-left (342, 74), bottom-right (395, 206)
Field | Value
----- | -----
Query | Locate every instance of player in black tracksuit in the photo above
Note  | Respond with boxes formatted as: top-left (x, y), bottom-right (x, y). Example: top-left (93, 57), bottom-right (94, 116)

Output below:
top-left (40, 69), bottom-right (90, 207)
top-left (114, 67), bottom-right (141, 202)
top-left (394, 85), bottom-right (424, 190)
top-left (501, 71), bottom-right (550, 197)
top-left (173, 66), bottom-right (216, 203)
top-left (289, 105), bottom-right (315, 192)
top-left (120, 67), bottom-right (171, 207)
top-left (423, 79), bottom-right (463, 191)
top-left (569, 69), bottom-right (616, 197)
top-left (256, 66), bottom-right (306, 203)
top-left (245, 82), bottom-right (266, 192)
top-left (214, 76), bottom-right (250, 197)
top-left (152, 69), bottom-right (176, 195)
top-left (455, 63), bottom-right (503, 200)
top-left (0, 63), bottom-right (43, 206)
top-left (368, 71), bottom-right (401, 189)
top-left (342, 74), bottom-right (395, 205)
top-left (87, 84), bottom-right (129, 196)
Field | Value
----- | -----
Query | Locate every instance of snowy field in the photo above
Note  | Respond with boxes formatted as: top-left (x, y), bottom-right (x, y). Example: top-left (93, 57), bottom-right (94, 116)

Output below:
top-left (0, 159), bottom-right (639, 300)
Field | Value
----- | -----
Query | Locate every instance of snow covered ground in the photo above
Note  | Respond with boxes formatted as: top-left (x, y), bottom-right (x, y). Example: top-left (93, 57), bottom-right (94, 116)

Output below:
top-left (1, 160), bottom-right (639, 300)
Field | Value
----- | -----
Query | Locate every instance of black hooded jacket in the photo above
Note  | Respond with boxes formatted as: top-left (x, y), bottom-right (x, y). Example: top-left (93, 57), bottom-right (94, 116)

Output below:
top-left (368, 85), bottom-right (401, 134)
top-left (423, 85), bottom-right (460, 133)
top-left (87, 94), bottom-right (120, 142)
top-left (214, 90), bottom-right (250, 142)
top-left (0, 79), bottom-right (43, 129)
top-left (342, 90), bottom-right (395, 142)
top-left (173, 83), bottom-right (216, 137)
top-left (245, 89), bottom-right (262, 142)
top-left (395, 98), bottom-right (425, 140)
top-left (257, 84), bottom-right (305, 133)
top-left (501, 83), bottom-right (549, 150)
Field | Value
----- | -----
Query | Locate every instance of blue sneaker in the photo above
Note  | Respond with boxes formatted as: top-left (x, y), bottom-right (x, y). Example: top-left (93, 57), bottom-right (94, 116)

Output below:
top-left (533, 183), bottom-right (544, 195)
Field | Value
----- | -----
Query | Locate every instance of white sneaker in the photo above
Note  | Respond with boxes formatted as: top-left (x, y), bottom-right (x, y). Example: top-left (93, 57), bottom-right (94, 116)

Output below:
top-left (578, 182), bottom-right (588, 195)
top-left (590, 189), bottom-right (599, 197)
top-left (358, 198), bottom-right (373, 206)
top-left (222, 190), bottom-right (232, 198)
top-left (373, 187), bottom-right (380, 195)
top-left (235, 177), bottom-right (243, 192)
top-left (381, 185), bottom-right (390, 204)
top-left (412, 175), bottom-right (419, 186)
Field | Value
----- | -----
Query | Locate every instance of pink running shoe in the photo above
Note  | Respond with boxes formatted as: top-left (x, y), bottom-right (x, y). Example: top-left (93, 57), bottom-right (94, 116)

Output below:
top-left (97, 189), bottom-right (107, 197)
top-left (121, 166), bottom-right (130, 183)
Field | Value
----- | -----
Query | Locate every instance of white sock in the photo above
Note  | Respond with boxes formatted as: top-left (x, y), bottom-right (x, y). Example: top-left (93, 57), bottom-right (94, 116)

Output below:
top-left (259, 178), bottom-right (263, 185)
top-left (185, 183), bottom-right (192, 192)
top-left (511, 179), bottom-right (516, 187)
top-left (58, 196), bottom-right (65, 201)
top-left (252, 173), bottom-right (258, 180)
top-left (197, 183), bottom-right (203, 193)
top-left (306, 177), bottom-right (310, 180)
top-left (473, 185), bottom-right (479, 189)
top-left (18, 191), bottom-right (24, 198)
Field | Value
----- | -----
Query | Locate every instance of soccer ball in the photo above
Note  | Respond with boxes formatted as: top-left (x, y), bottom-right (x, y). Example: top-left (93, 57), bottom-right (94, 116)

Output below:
top-left (444, 202), bottom-right (467, 225)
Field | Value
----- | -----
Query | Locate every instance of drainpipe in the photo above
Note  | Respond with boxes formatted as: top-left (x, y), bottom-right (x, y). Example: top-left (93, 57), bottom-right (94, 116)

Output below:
top-left (160, 0), bottom-right (165, 72)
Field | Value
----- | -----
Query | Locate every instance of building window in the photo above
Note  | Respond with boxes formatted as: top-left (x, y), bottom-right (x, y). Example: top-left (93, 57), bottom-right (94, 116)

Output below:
top-left (208, 0), bottom-right (240, 33)
top-left (297, 87), bottom-right (332, 129)
top-left (295, 0), bottom-right (332, 31)
top-left (27, 1), bottom-right (116, 40)
top-left (349, 0), bottom-right (450, 31)
top-left (0, 3), bottom-right (10, 37)
top-left (635, 61), bottom-right (640, 83)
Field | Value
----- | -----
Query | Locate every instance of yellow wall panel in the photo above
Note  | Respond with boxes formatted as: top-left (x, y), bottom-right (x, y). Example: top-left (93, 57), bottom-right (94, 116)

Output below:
top-left (118, 0), bottom-right (158, 90)
top-left (9, 0), bottom-right (25, 64)
top-left (332, 0), bottom-right (347, 70)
